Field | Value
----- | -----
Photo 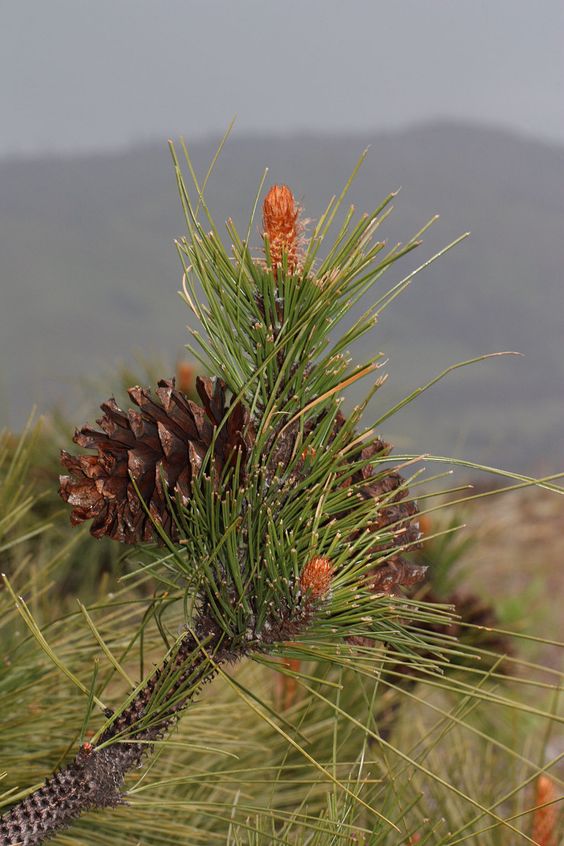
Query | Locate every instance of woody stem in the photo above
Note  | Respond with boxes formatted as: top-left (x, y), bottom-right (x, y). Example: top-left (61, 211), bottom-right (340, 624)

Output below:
top-left (0, 622), bottom-right (237, 846)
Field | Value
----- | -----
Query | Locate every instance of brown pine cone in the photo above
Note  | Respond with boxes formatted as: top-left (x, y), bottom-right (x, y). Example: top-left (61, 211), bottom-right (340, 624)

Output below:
top-left (345, 437), bottom-right (425, 594)
top-left (422, 589), bottom-right (513, 656)
top-left (59, 376), bottom-right (252, 544)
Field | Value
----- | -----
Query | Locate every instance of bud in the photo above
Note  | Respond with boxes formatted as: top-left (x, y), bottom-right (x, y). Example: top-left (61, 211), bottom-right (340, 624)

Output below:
top-left (275, 656), bottom-right (301, 710)
top-left (300, 556), bottom-right (334, 600)
top-left (532, 775), bottom-right (558, 846)
top-left (176, 360), bottom-right (195, 395)
top-left (79, 741), bottom-right (94, 758)
top-left (417, 513), bottom-right (432, 538)
top-left (263, 184), bottom-right (300, 277)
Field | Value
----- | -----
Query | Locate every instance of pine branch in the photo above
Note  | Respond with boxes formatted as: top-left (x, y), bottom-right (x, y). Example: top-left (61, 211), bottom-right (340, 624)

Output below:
top-left (0, 562), bottom-right (336, 846)
top-left (1, 143), bottom-right (458, 843)
top-left (0, 617), bottom-right (234, 846)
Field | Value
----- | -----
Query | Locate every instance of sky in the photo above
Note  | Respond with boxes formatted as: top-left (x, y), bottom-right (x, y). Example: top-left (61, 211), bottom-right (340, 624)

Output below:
top-left (1, 0), bottom-right (563, 158)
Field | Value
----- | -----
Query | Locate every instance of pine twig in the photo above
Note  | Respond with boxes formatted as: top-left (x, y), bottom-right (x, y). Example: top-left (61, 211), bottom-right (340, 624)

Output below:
top-left (0, 618), bottom-right (237, 846)
top-left (0, 573), bottom-right (328, 846)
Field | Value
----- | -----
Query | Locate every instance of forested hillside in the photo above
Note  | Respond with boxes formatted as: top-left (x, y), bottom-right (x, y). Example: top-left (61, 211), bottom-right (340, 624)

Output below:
top-left (1, 122), bottom-right (563, 472)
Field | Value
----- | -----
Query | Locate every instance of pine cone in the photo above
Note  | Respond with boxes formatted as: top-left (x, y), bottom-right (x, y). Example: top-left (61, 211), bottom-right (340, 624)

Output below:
top-left (273, 416), bottom-right (424, 593)
top-left (344, 435), bottom-right (425, 594)
top-left (422, 589), bottom-right (513, 656)
top-left (59, 376), bottom-right (252, 544)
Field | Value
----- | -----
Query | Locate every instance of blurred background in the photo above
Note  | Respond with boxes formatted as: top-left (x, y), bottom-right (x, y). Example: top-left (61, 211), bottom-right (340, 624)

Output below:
top-left (1, 0), bottom-right (563, 475)
top-left (1, 7), bottom-right (563, 839)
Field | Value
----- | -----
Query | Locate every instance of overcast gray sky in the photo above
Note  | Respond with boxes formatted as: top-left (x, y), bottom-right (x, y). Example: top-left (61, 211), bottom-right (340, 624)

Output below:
top-left (1, 0), bottom-right (563, 157)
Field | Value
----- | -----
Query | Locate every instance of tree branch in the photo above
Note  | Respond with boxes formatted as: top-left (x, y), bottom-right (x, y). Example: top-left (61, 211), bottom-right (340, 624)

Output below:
top-left (0, 620), bottom-right (237, 846)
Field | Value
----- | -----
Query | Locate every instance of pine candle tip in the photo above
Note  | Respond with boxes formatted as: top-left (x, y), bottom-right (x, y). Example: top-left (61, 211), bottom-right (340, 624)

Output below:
top-left (176, 360), bottom-right (195, 394)
top-left (263, 184), bottom-right (300, 276)
top-left (417, 513), bottom-right (432, 537)
top-left (300, 556), bottom-right (334, 599)
top-left (532, 774), bottom-right (558, 846)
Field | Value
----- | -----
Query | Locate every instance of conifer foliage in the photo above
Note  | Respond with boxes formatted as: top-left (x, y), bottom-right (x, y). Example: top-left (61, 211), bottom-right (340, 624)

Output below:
top-left (1, 142), bottom-right (465, 845)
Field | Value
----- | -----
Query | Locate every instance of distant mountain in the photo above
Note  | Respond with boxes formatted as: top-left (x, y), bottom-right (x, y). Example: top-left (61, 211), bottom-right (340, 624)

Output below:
top-left (1, 122), bottom-right (563, 474)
